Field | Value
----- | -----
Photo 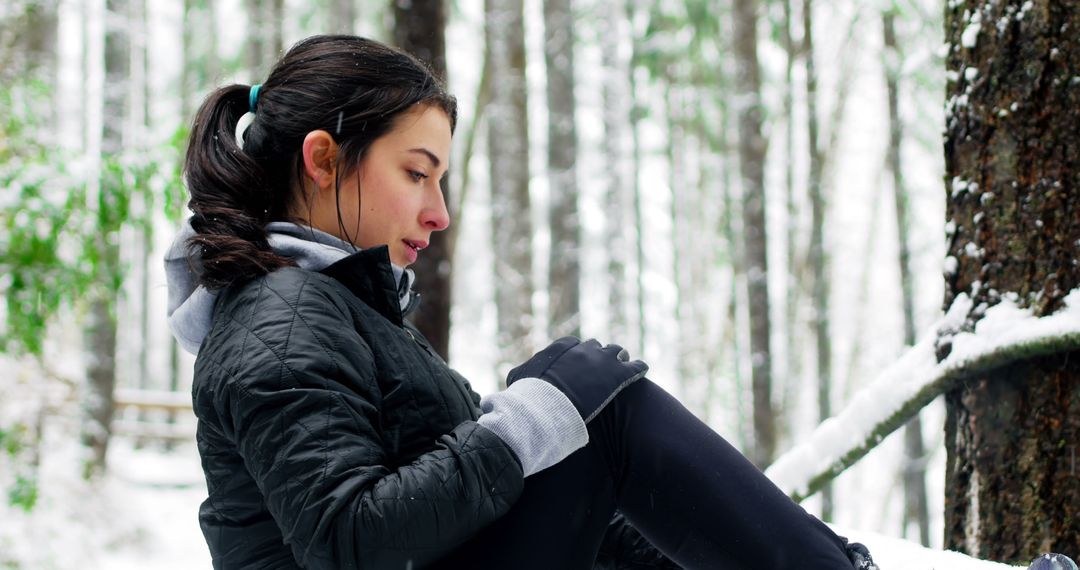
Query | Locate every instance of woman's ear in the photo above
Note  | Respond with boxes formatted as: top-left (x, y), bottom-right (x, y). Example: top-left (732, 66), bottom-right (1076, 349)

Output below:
top-left (301, 130), bottom-right (339, 190)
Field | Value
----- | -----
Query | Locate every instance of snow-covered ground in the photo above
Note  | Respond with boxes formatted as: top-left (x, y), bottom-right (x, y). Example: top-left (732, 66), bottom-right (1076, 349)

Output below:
top-left (0, 430), bottom-right (1026, 569)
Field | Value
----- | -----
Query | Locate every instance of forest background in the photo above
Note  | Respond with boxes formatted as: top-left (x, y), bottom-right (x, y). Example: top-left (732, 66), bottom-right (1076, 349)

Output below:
top-left (1, 0), bottom-right (1078, 568)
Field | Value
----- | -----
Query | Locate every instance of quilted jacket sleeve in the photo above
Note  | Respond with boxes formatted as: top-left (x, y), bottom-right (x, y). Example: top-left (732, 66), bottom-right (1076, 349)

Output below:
top-left (203, 275), bottom-right (525, 569)
top-left (595, 512), bottom-right (682, 569)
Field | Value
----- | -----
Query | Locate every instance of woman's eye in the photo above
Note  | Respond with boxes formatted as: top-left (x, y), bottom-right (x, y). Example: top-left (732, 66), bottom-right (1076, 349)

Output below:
top-left (408, 170), bottom-right (428, 183)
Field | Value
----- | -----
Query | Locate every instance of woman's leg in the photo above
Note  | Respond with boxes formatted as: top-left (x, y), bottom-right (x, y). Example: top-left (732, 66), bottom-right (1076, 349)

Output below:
top-left (439, 378), bottom-right (853, 569)
top-left (434, 436), bottom-right (619, 569)
top-left (592, 378), bottom-right (853, 569)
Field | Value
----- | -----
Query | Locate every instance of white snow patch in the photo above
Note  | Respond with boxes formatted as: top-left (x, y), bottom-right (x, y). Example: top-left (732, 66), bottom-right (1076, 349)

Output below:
top-left (944, 256), bottom-right (959, 276)
top-left (835, 526), bottom-right (1024, 570)
top-left (766, 288), bottom-right (1080, 504)
top-left (962, 11), bottom-right (983, 48)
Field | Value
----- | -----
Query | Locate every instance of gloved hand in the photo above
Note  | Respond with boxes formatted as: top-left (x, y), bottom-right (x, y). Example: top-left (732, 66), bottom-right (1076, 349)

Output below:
top-left (507, 336), bottom-right (648, 423)
top-left (1028, 554), bottom-right (1079, 570)
top-left (843, 540), bottom-right (880, 570)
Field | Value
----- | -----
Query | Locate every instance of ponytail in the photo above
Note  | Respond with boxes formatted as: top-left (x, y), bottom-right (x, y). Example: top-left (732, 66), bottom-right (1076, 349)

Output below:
top-left (183, 84), bottom-right (296, 290)
top-left (180, 35), bottom-right (457, 291)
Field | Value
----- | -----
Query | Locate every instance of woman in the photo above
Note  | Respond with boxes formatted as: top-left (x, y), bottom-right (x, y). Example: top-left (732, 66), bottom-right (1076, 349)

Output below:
top-left (166, 35), bottom-right (878, 569)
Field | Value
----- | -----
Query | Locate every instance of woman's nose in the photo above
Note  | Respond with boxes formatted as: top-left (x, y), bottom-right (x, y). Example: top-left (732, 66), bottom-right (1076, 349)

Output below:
top-left (422, 187), bottom-right (450, 231)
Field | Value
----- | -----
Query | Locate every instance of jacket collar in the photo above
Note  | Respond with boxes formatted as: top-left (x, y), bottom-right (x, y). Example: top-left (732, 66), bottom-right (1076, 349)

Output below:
top-left (318, 245), bottom-right (420, 326)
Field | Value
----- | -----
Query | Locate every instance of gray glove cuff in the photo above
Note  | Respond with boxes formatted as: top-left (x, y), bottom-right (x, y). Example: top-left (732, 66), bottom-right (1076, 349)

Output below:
top-left (477, 378), bottom-right (589, 477)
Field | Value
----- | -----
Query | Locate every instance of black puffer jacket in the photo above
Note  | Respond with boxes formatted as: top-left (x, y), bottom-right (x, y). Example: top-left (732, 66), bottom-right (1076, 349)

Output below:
top-left (192, 247), bottom-right (677, 569)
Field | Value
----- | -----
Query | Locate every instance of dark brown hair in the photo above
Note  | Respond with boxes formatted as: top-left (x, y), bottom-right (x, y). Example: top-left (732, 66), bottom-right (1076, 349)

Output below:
top-left (183, 35), bottom-right (457, 290)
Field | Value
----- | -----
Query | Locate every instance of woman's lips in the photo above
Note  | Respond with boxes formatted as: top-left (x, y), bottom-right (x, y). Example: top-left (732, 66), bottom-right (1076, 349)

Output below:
top-left (402, 239), bottom-right (427, 263)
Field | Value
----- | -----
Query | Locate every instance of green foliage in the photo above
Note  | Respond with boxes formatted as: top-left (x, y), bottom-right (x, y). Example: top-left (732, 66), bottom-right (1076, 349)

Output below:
top-left (0, 80), bottom-right (187, 357)
top-left (0, 424), bottom-right (38, 512)
top-left (0, 80), bottom-right (89, 355)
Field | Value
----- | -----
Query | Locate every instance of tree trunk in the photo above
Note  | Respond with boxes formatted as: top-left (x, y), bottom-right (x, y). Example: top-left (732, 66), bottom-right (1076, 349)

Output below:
top-left (544, 0), bottom-right (581, 340)
top-left (803, 0), bottom-right (833, 521)
top-left (82, 0), bottom-right (128, 478)
top-left (486, 0), bottom-right (534, 375)
top-left (780, 0), bottom-right (801, 442)
top-left (601, 0), bottom-right (629, 344)
top-left (732, 0), bottom-right (774, 469)
top-left (245, 0), bottom-right (282, 75)
top-left (330, 0), bottom-right (355, 34)
top-left (883, 8), bottom-right (931, 547)
top-left (943, 0), bottom-right (1080, 560)
top-left (393, 0), bottom-right (453, 360)
top-left (627, 0), bottom-right (646, 357)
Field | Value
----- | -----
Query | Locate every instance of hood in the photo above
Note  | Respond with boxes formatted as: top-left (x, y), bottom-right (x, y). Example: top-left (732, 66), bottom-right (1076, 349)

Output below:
top-left (164, 218), bottom-right (415, 355)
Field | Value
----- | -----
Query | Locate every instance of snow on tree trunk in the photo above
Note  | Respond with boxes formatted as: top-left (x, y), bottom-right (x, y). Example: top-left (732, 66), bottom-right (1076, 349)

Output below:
top-left (943, 0), bottom-right (1080, 560)
top-left (733, 0), bottom-right (775, 469)
top-left (486, 0), bottom-right (534, 375)
top-left (393, 0), bottom-right (453, 360)
top-left (544, 0), bottom-right (581, 340)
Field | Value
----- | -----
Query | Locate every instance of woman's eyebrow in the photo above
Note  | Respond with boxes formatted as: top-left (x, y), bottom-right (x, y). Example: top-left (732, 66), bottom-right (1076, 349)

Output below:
top-left (407, 148), bottom-right (442, 168)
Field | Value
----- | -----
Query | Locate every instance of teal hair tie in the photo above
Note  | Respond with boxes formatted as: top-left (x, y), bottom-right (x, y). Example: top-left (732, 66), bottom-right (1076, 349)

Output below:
top-left (249, 84), bottom-right (262, 112)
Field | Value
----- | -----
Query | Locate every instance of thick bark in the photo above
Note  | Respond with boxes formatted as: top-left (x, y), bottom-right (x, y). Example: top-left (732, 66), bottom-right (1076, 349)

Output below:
top-left (544, 0), bottom-right (581, 339)
top-left (486, 0), bottom-right (534, 374)
top-left (943, 0), bottom-right (1080, 560)
top-left (883, 9), bottom-right (930, 547)
top-left (732, 0), bottom-right (774, 469)
top-left (393, 0), bottom-right (453, 360)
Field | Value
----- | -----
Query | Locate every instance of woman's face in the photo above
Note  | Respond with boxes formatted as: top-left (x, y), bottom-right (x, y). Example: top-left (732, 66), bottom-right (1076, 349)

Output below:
top-left (307, 104), bottom-right (452, 267)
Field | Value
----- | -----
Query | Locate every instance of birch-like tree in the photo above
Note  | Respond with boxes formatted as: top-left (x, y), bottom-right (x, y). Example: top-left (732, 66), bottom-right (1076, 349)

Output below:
top-left (600, 0), bottom-right (630, 345)
top-left (244, 0), bottom-right (283, 76)
top-left (943, 0), bottom-right (1080, 560)
top-left (393, 0), bottom-right (453, 360)
top-left (732, 0), bottom-right (775, 468)
top-left (803, 0), bottom-right (834, 521)
top-left (81, 0), bottom-right (130, 478)
top-left (544, 0), bottom-right (581, 340)
top-left (486, 0), bottom-right (534, 374)
top-left (883, 5), bottom-right (930, 546)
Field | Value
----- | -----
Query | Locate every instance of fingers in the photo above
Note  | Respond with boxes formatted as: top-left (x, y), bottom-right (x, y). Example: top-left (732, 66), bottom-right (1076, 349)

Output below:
top-left (506, 336), bottom-right (582, 385)
top-left (602, 343), bottom-right (630, 362)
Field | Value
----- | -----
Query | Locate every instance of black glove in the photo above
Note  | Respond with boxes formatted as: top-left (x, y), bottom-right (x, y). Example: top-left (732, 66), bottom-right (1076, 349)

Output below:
top-left (843, 540), bottom-right (880, 570)
top-left (1028, 554), bottom-right (1079, 570)
top-left (507, 337), bottom-right (648, 423)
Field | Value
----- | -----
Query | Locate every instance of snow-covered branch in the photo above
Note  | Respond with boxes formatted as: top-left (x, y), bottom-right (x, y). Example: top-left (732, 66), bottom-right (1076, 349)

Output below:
top-left (766, 289), bottom-right (1080, 501)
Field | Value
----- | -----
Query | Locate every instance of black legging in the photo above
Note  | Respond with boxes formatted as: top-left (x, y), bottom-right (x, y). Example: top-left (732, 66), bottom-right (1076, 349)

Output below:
top-left (439, 379), bottom-right (853, 569)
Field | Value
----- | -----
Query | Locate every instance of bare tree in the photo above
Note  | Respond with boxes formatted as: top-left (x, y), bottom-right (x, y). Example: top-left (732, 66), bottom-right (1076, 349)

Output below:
top-left (600, 0), bottom-right (630, 345)
top-left (393, 0), bottom-right (453, 360)
top-left (544, 0), bottom-right (581, 340)
top-left (486, 0), bottom-right (534, 374)
top-left (244, 0), bottom-right (283, 76)
top-left (732, 0), bottom-right (774, 468)
top-left (803, 0), bottom-right (833, 521)
top-left (82, 0), bottom-right (129, 477)
top-left (943, 0), bottom-right (1080, 560)
top-left (330, 0), bottom-right (355, 34)
top-left (883, 6), bottom-right (930, 547)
